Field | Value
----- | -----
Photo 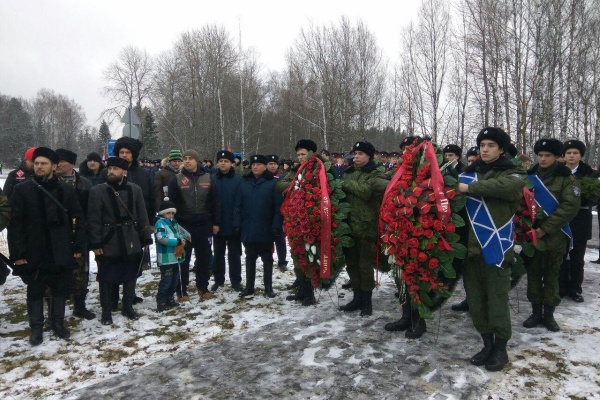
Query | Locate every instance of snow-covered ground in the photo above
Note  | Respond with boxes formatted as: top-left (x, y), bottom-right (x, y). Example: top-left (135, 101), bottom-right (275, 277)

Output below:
top-left (1, 173), bottom-right (600, 399)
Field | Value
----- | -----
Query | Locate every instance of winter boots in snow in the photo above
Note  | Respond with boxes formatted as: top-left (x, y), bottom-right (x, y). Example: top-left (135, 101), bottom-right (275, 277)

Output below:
top-left (405, 308), bottom-right (426, 339)
top-left (523, 303), bottom-right (543, 328)
top-left (239, 261), bottom-right (256, 297)
top-left (470, 333), bottom-right (494, 366)
top-left (99, 281), bottom-right (113, 325)
top-left (263, 261), bottom-right (276, 298)
top-left (121, 280), bottom-right (140, 320)
top-left (543, 305), bottom-right (560, 332)
top-left (27, 300), bottom-right (44, 346)
top-left (339, 289), bottom-right (362, 312)
top-left (384, 303), bottom-right (412, 332)
top-left (73, 292), bottom-right (96, 320)
top-left (360, 290), bottom-right (372, 317)
top-left (470, 334), bottom-right (509, 371)
top-left (451, 299), bottom-right (469, 312)
top-left (50, 296), bottom-right (70, 339)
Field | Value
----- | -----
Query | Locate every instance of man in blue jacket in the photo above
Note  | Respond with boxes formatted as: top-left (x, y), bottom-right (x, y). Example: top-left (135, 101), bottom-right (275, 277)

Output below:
top-left (234, 155), bottom-right (283, 298)
top-left (211, 150), bottom-right (243, 292)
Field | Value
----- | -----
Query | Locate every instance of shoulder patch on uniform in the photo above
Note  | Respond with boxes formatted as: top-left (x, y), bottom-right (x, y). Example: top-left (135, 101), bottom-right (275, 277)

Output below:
top-left (572, 186), bottom-right (581, 197)
top-left (511, 173), bottom-right (523, 179)
top-left (156, 228), bottom-right (166, 233)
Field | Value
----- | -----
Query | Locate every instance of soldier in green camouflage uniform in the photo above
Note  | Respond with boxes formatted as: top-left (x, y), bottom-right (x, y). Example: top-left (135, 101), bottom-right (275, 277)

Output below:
top-left (55, 149), bottom-right (95, 320)
top-left (523, 139), bottom-right (580, 332)
top-left (458, 127), bottom-right (526, 372)
top-left (340, 141), bottom-right (389, 317)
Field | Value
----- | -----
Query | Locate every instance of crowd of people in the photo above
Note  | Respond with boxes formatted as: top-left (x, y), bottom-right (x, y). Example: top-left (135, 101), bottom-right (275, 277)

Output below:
top-left (0, 129), bottom-right (596, 374)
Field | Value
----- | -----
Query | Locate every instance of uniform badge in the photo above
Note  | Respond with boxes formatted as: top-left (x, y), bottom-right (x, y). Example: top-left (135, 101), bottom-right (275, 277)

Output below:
top-left (16, 170), bottom-right (24, 177)
top-left (572, 186), bottom-right (581, 197)
top-left (511, 174), bottom-right (523, 179)
top-left (182, 176), bottom-right (189, 185)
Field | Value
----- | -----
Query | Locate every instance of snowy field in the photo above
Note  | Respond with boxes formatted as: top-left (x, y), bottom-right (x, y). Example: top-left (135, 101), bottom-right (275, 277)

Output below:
top-left (1, 173), bottom-right (600, 399)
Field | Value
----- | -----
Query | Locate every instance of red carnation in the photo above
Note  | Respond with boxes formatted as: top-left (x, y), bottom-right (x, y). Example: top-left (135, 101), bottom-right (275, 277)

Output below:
top-left (428, 258), bottom-right (439, 269)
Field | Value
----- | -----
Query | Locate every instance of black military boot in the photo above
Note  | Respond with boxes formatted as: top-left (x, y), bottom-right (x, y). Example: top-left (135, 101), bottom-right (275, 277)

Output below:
top-left (451, 299), bottom-right (469, 312)
top-left (470, 333), bottom-right (494, 366)
top-left (360, 290), bottom-right (372, 317)
top-left (286, 277), bottom-right (300, 291)
top-left (302, 281), bottom-right (316, 306)
top-left (111, 284), bottom-right (120, 312)
top-left (73, 292), bottom-right (96, 320)
top-left (384, 302), bottom-right (412, 331)
top-left (239, 261), bottom-right (256, 297)
top-left (99, 281), bottom-right (113, 325)
top-left (50, 296), bottom-right (71, 339)
top-left (405, 309), bottom-right (427, 339)
top-left (339, 289), bottom-right (362, 312)
top-left (543, 305), bottom-right (560, 332)
top-left (263, 261), bottom-right (276, 298)
top-left (286, 280), bottom-right (306, 301)
top-left (121, 279), bottom-right (140, 320)
top-left (27, 300), bottom-right (44, 346)
top-left (485, 338), bottom-right (509, 371)
top-left (43, 297), bottom-right (52, 331)
top-left (522, 303), bottom-right (543, 328)
top-left (277, 261), bottom-right (288, 273)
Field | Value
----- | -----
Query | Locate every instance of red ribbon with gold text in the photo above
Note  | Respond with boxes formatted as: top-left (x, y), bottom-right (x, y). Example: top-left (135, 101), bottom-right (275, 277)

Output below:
top-left (522, 186), bottom-right (538, 247)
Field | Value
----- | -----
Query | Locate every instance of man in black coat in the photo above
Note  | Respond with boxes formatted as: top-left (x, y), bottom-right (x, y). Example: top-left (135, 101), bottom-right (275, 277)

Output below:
top-left (3, 146), bottom-right (36, 199)
top-left (56, 148), bottom-right (95, 320)
top-left (79, 152), bottom-right (106, 187)
top-left (87, 157), bottom-right (153, 325)
top-left (443, 144), bottom-right (465, 173)
top-left (8, 147), bottom-right (86, 345)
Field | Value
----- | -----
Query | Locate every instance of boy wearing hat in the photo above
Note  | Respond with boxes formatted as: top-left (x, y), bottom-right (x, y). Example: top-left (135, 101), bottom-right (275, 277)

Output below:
top-left (443, 144), bottom-right (465, 173)
top-left (8, 147), bottom-right (86, 345)
top-left (466, 146), bottom-right (479, 166)
top-left (521, 139), bottom-right (580, 333)
top-left (212, 150), bottom-right (243, 292)
top-left (340, 141), bottom-right (389, 317)
top-left (235, 154), bottom-right (282, 298)
top-left (560, 140), bottom-right (600, 301)
top-left (457, 127), bottom-right (526, 371)
top-left (154, 198), bottom-right (187, 311)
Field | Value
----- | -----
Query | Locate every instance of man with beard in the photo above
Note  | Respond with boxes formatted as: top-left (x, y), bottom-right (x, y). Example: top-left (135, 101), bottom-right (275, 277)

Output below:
top-left (235, 155), bottom-right (282, 298)
top-left (55, 148), bottom-right (95, 320)
top-left (3, 147), bottom-right (36, 199)
top-left (211, 150), bottom-right (243, 292)
top-left (87, 157), bottom-right (153, 325)
top-left (8, 147), bottom-right (86, 345)
top-left (168, 150), bottom-right (220, 300)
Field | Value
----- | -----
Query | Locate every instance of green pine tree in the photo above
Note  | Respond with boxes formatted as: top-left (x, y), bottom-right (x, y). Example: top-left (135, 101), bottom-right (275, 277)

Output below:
top-left (142, 108), bottom-right (159, 158)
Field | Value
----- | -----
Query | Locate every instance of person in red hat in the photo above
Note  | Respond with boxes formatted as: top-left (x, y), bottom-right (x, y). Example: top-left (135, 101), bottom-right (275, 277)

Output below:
top-left (3, 147), bottom-right (36, 199)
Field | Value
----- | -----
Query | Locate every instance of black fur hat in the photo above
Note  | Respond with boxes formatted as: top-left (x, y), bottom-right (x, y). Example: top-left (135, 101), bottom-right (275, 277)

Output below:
top-left (534, 138), bottom-right (563, 156)
top-left (250, 154), bottom-right (268, 165)
top-left (113, 137), bottom-right (143, 161)
top-left (33, 147), bottom-right (59, 164)
top-left (216, 150), bottom-right (235, 162)
top-left (266, 154), bottom-right (279, 164)
top-left (563, 139), bottom-right (585, 157)
top-left (400, 136), bottom-right (420, 150)
top-left (442, 144), bottom-right (462, 157)
top-left (87, 152), bottom-right (103, 163)
top-left (56, 148), bottom-right (77, 165)
top-left (476, 127), bottom-right (511, 152)
top-left (466, 146), bottom-right (479, 157)
top-left (506, 143), bottom-right (518, 158)
top-left (352, 141), bottom-right (376, 158)
top-left (295, 139), bottom-right (317, 153)
top-left (106, 156), bottom-right (129, 170)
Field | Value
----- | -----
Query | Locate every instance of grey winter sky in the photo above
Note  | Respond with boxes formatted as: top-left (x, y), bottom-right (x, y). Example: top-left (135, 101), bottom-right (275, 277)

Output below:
top-left (0, 0), bottom-right (420, 133)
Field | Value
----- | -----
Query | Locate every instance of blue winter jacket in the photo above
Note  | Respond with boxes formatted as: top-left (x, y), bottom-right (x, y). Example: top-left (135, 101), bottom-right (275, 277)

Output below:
top-left (213, 167), bottom-right (242, 236)
top-left (233, 170), bottom-right (283, 243)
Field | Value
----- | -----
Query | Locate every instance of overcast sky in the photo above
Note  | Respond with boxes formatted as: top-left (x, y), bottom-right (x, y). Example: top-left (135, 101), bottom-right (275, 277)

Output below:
top-left (0, 0), bottom-right (420, 134)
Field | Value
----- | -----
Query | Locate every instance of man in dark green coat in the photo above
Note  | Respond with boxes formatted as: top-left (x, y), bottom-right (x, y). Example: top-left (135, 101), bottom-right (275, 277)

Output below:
top-left (523, 138), bottom-right (580, 332)
top-left (340, 141), bottom-right (389, 317)
top-left (458, 127), bottom-right (526, 372)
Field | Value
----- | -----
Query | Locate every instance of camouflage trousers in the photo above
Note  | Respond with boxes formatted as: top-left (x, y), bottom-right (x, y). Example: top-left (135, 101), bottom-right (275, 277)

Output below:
top-left (72, 256), bottom-right (90, 296)
top-left (525, 247), bottom-right (565, 307)
top-left (464, 255), bottom-right (512, 340)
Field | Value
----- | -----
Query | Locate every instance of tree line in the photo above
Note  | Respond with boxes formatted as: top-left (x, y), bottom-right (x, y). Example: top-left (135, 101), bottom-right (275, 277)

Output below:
top-left (3, 0), bottom-right (600, 166)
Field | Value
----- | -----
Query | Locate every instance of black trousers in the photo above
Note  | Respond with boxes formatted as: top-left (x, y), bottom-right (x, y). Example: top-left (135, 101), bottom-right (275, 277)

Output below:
top-left (179, 222), bottom-right (212, 292)
top-left (22, 269), bottom-right (70, 301)
top-left (213, 235), bottom-right (242, 286)
top-left (559, 239), bottom-right (586, 295)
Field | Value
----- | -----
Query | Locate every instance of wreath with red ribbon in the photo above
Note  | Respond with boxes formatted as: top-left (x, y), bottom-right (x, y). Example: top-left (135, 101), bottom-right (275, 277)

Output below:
top-left (281, 153), bottom-right (353, 289)
top-left (378, 140), bottom-right (466, 318)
